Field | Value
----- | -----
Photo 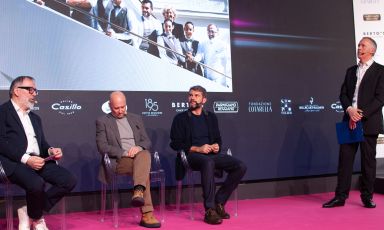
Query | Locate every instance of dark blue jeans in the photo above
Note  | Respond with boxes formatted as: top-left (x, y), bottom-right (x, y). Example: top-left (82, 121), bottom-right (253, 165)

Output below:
top-left (187, 153), bottom-right (247, 210)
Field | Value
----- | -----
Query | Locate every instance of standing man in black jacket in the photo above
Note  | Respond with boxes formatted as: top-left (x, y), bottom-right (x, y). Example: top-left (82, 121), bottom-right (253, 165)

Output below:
top-left (170, 85), bottom-right (246, 225)
top-left (323, 37), bottom-right (384, 208)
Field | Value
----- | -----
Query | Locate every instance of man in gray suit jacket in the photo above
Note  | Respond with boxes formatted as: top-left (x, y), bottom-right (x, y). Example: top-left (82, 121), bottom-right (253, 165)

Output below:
top-left (96, 91), bottom-right (160, 228)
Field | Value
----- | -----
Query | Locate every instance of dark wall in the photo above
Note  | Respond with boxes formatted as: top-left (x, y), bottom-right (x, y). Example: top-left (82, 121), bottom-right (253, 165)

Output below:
top-left (0, 0), bottom-right (360, 193)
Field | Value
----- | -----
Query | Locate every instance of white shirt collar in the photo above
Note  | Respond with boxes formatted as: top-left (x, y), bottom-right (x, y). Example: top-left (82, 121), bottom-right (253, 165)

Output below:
top-left (359, 59), bottom-right (374, 68)
top-left (11, 99), bottom-right (30, 114)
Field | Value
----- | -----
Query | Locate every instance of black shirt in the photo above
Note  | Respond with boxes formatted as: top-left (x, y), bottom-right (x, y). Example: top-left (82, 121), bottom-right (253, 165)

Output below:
top-left (191, 113), bottom-right (209, 146)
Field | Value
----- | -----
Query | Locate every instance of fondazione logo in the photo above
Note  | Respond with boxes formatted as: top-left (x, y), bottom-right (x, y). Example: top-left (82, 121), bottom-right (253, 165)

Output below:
top-left (248, 101), bottom-right (272, 113)
top-left (51, 99), bottom-right (82, 115)
top-left (213, 101), bottom-right (239, 113)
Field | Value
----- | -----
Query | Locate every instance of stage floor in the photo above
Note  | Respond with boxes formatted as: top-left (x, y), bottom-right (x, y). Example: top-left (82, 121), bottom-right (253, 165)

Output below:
top-left (1, 190), bottom-right (383, 230)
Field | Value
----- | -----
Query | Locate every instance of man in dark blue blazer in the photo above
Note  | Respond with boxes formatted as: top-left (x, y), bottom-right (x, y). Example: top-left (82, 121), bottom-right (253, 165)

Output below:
top-left (323, 37), bottom-right (384, 209)
top-left (0, 76), bottom-right (76, 230)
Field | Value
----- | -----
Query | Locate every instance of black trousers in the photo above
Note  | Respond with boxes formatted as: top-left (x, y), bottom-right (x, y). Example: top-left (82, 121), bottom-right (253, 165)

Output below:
top-left (187, 153), bottom-right (247, 210)
top-left (8, 161), bottom-right (77, 219)
top-left (335, 135), bottom-right (377, 200)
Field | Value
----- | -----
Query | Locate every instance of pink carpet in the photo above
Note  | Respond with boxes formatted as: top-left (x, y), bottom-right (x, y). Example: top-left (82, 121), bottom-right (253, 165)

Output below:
top-left (1, 191), bottom-right (383, 230)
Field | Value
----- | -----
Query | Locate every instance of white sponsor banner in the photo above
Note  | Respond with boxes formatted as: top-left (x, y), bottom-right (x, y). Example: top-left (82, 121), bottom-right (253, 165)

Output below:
top-left (354, 0), bottom-right (384, 142)
top-left (353, 0), bottom-right (384, 65)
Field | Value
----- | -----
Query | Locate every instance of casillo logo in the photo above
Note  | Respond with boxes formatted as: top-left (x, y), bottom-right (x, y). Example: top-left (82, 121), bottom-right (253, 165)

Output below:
top-left (51, 99), bottom-right (82, 115)
top-left (331, 101), bottom-right (344, 113)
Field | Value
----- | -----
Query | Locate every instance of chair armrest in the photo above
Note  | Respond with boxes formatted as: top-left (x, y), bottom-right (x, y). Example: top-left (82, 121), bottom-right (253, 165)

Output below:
top-left (179, 150), bottom-right (190, 169)
top-left (0, 160), bottom-right (9, 184)
top-left (152, 151), bottom-right (164, 172)
top-left (102, 153), bottom-right (115, 183)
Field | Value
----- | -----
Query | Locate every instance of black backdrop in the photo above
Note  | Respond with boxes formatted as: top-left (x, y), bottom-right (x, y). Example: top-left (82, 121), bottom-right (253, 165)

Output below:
top-left (0, 0), bottom-right (359, 192)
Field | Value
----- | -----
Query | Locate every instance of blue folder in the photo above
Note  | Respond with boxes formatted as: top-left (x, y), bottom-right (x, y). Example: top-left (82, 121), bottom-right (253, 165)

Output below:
top-left (335, 121), bottom-right (364, 144)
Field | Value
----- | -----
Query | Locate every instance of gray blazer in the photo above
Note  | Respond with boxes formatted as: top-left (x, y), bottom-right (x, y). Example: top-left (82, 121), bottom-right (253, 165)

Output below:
top-left (96, 112), bottom-right (151, 183)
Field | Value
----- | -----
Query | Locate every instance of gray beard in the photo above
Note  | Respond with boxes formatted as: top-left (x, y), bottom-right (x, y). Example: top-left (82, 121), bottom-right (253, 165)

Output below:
top-left (21, 98), bottom-right (34, 111)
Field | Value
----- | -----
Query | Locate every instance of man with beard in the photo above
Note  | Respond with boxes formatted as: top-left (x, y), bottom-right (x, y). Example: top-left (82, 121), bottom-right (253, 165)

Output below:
top-left (0, 76), bottom-right (76, 230)
top-left (170, 85), bottom-right (246, 225)
top-left (139, 0), bottom-right (162, 56)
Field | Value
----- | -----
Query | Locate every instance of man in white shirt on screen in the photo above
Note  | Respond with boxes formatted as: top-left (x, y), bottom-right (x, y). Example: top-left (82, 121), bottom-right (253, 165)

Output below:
top-left (190, 24), bottom-right (230, 87)
top-left (138, 0), bottom-right (162, 54)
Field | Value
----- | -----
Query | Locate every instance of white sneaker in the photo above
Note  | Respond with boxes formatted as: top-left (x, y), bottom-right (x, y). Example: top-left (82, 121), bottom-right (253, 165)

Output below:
top-left (32, 217), bottom-right (49, 230)
top-left (17, 205), bottom-right (30, 230)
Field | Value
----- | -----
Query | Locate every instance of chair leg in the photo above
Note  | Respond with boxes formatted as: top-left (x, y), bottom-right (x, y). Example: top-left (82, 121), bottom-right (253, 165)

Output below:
top-left (186, 170), bottom-right (194, 220)
top-left (100, 183), bottom-right (107, 222)
top-left (111, 175), bottom-right (118, 228)
top-left (176, 180), bottom-right (182, 213)
top-left (159, 172), bottom-right (165, 222)
top-left (233, 188), bottom-right (238, 217)
top-left (60, 197), bottom-right (67, 230)
top-left (5, 183), bottom-right (13, 230)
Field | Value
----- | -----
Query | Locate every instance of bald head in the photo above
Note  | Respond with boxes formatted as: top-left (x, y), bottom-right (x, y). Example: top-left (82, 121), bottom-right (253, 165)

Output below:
top-left (109, 91), bottom-right (127, 119)
top-left (357, 37), bottom-right (377, 63)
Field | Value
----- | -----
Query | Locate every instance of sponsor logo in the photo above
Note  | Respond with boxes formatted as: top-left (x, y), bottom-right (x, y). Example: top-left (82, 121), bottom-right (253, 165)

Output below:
top-left (142, 98), bottom-right (163, 117)
top-left (360, 0), bottom-right (380, 4)
top-left (213, 101), bottom-right (239, 113)
top-left (51, 99), bottom-right (82, 115)
top-left (101, 101), bottom-right (111, 114)
top-left (363, 14), bottom-right (381, 21)
top-left (298, 97), bottom-right (324, 112)
top-left (331, 101), bottom-right (344, 113)
top-left (171, 101), bottom-right (189, 112)
top-left (248, 101), bottom-right (272, 113)
top-left (362, 31), bottom-right (384, 36)
top-left (281, 99), bottom-right (293, 115)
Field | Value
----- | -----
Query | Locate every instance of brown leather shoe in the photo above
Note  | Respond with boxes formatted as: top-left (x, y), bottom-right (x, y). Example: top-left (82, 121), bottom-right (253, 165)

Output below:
top-left (204, 208), bottom-right (222, 225)
top-left (216, 203), bottom-right (230, 219)
top-left (131, 189), bottom-right (145, 207)
top-left (140, 211), bottom-right (161, 228)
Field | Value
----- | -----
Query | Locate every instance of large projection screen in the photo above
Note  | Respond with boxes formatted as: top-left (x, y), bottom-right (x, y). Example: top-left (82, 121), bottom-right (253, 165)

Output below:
top-left (0, 0), bottom-right (362, 193)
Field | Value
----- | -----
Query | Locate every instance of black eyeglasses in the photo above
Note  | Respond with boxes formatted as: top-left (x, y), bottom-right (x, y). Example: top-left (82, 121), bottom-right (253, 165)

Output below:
top-left (18, 86), bottom-right (38, 95)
